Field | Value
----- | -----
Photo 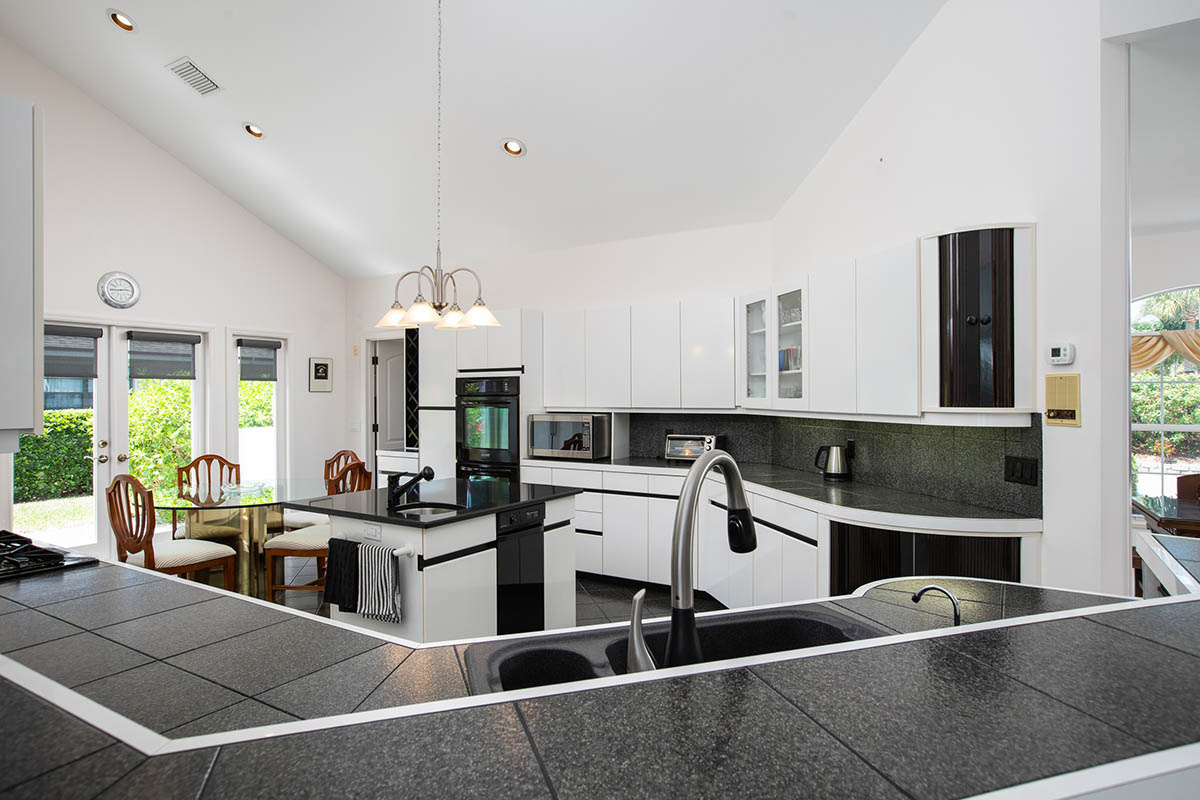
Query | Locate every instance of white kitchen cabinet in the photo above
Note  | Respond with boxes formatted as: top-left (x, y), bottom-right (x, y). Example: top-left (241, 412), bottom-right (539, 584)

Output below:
top-left (631, 302), bottom-right (681, 408)
top-left (807, 265), bottom-right (856, 413)
top-left (857, 244), bottom-right (920, 416)
top-left (681, 296), bottom-right (736, 408)
top-left (772, 281), bottom-right (810, 411)
top-left (550, 468), bottom-right (602, 512)
top-left (780, 534), bottom-right (818, 602)
top-left (544, 522), bottom-right (576, 630)
top-left (418, 327), bottom-right (458, 407)
top-left (697, 478), bottom-right (731, 604)
top-left (424, 547), bottom-right (497, 641)
top-left (418, 409), bottom-right (455, 479)
top-left (520, 465), bottom-right (553, 485)
top-left (575, 530), bottom-right (603, 574)
top-left (544, 311), bottom-right (586, 407)
top-left (585, 306), bottom-right (631, 408)
top-left (750, 495), bottom-right (784, 606)
top-left (0, 95), bottom-right (41, 449)
top-left (727, 541), bottom-right (755, 609)
top-left (456, 326), bottom-right (487, 371)
top-left (737, 292), bottom-right (771, 409)
top-left (601, 471), bottom-right (648, 581)
top-left (486, 309), bottom-right (525, 368)
top-left (647, 473), bottom-right (685, 585)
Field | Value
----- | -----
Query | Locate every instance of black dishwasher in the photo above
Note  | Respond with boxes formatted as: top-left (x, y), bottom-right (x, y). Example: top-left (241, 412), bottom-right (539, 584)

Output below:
top-left (496, 502), bottom-right (545, 634)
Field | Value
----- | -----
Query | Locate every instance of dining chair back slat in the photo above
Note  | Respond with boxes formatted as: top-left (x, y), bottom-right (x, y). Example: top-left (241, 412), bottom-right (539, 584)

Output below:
top-left (324, 450), bottom-right (362, 482)
top-left (106, 474), bottom-right (158, 568)
top-left (177, 454), bottom-right (240, 504)
top-left (326, 461), bottom-right (372, 495)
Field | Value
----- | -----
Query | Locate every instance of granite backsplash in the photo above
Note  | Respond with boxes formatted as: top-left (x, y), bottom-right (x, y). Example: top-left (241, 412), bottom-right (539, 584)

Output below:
top-left (628, 413), bottom-right (1043, 517)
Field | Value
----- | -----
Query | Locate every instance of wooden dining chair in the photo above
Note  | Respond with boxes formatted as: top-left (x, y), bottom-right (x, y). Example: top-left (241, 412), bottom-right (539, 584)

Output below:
top-left (107, 474), bottom-right (236, 590)
top-left (282, 449), bottom-right (363, 531)
top-left (265, 458), bottom-right (370, 604)
top-left (177, 454), bottom-right (242, 541)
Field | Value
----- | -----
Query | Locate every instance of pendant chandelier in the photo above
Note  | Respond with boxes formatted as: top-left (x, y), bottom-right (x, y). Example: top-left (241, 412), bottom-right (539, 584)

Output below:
top-left (376, 0), bottom-right (498, 331)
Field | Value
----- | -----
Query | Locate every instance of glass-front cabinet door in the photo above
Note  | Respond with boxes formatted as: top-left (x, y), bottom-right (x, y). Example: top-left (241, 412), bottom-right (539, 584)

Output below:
top-left (774, 283), bottom-right (808, 410)
top-left (739, 293), bottom-right (770, 408)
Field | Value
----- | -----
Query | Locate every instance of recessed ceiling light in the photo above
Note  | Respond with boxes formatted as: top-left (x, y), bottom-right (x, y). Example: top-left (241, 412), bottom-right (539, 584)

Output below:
top-left (244, 123), bottom-right (264, 138)
top-left (502, 139), bottom-right (526, 157)
top-left (107, 8), bottom-right (135, 32)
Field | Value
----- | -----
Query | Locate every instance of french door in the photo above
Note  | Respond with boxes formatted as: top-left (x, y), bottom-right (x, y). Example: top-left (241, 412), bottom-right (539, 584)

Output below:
top-left (13, 322), bottom-right (204, 561)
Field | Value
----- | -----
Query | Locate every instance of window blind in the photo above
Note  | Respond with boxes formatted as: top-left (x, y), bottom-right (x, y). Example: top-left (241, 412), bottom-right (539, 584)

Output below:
top-left (43, 324), bottom-right (103, 379)
top-left (237, 338), bottom-right (282, 381)
top-left (127, 331), bottom-right (202, 380)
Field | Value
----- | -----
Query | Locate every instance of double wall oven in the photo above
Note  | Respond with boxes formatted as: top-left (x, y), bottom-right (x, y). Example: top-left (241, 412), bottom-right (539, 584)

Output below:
top-left (455, 376), bottom-right (521, 477)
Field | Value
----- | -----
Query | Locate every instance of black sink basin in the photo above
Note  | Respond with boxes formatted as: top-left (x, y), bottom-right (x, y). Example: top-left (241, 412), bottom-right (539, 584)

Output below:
top-left (605, 609), bottom-right (877, 674)
top-left (388, 501), bottom-right (466, 512)
top-left (462, 604), bottom-right (889, 694)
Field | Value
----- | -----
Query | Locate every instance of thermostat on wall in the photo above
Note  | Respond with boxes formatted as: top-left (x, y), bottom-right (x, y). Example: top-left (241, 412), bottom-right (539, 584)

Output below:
top-left (1047, 343), bottom-right (1075, 365)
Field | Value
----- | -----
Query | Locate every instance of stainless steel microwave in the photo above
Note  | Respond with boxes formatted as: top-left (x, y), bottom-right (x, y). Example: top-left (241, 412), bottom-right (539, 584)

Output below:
top-left (527, 414), bottom-right (611, 461)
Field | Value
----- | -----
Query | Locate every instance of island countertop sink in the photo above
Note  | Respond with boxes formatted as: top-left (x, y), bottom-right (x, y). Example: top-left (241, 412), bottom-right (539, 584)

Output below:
top-left (462, 604), bottom-right (890, 694)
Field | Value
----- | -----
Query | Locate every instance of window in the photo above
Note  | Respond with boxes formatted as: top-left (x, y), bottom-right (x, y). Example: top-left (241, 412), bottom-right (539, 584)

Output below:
top-left (126, 330), bottom-right (203, 500)
top-left (1131, 288), bottom-right (1200, 498)
top-left (237, 338), bottom-right (282, 483)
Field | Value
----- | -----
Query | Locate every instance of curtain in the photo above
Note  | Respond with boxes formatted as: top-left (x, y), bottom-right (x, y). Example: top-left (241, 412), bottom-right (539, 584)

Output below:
top-left (1131, 330), bottom-right (1200, 372)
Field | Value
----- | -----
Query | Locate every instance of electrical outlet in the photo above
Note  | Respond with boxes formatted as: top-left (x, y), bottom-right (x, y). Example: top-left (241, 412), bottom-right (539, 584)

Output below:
top-left (1004, 456), bottom-right (1038, 486)
top-left (363, 524), bottom-right (382, 541)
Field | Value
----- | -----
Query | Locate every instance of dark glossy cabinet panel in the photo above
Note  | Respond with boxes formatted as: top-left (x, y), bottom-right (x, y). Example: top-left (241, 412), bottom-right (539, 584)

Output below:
top-left (830, 522), bottom-right (1020, 594)
top-left (938, 228), bottom-right (1015, 407)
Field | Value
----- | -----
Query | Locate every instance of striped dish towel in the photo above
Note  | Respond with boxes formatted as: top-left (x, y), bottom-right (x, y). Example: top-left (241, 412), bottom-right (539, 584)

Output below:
top-left (356, 543), bottom-right (402, 624)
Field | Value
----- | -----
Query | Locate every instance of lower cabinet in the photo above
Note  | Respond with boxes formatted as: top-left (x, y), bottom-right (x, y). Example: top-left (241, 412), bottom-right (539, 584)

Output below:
top-left (602, 472), bottom-right (649, 581)
top-left (780, 535), bottom-right (818, 602)
top-left (544, 522), bottom-right (576, 630)
top-left (575, 530), bottom-right (603, 574)
top-left (647, 473), bottom-right (685, 585)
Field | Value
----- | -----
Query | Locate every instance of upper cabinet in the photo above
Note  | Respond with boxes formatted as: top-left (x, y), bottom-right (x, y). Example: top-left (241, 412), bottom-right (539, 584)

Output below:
top-left (680, 296), bottom-right (735, 408)
top-left (585, 306), bottom-right (631, 407)
top-left (920, 224), bottom-right (1035, 412)
top-left (418, 326), bottom-right (457, 407)
top-left (856, 244), bottom-right (920, 416)
top-left (631, 302), bottom-right (681, 408)
top-left (544, 310), bottom-right (586, 407)
top-left (807, 266), bottom-right (856, 414)
top-left (456, 308), bottom-right (528, 372)
top-left (738, 292), bottom-right (771, 408)
top-left (0, 95), bottom-right (42, 452)
top-left (738, 285), bottom-right (809, 411)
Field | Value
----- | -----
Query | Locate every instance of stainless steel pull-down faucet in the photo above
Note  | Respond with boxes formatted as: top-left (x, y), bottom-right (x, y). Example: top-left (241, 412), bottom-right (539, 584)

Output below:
top-left (627, 450), bottom-right (756, 672)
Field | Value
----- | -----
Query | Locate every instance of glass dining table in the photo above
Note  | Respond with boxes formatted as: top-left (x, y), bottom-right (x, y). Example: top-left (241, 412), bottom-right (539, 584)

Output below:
top-left (151, 479), bottom-right (331, 598)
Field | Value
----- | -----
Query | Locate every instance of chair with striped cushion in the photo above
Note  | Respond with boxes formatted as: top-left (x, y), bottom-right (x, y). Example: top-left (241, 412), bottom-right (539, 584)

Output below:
top-left (282, 449), bottom-right (362, 530)
top-left (177, 454), bottom-right (243, 542)
top-left (265, 462), bottom-right (372, 604)
top-left (107, 474), bottom-right (236, 590)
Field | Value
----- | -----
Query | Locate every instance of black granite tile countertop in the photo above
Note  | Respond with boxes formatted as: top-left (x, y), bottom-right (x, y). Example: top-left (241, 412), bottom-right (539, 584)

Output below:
top-left (601, 457), bottom-right (1036, 520)
top-left (281, 477), bottom-right (581, 528)
top-left (5, 564), bottom-right (1187, 800)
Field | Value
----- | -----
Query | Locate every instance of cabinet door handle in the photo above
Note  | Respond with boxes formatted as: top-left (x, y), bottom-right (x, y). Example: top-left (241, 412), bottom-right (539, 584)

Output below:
top-left (980, 314), bottom-right (992, 326)
top-left (966, 315), bottom-right (978, 326)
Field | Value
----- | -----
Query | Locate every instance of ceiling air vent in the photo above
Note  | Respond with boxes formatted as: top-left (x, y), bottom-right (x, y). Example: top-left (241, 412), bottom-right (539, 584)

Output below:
top-left (166, 57), bottom-right (220, 96)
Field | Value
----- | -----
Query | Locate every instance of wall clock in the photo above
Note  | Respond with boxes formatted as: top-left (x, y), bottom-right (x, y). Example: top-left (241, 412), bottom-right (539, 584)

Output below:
top-left (97, 271), bottom-right (140, 309)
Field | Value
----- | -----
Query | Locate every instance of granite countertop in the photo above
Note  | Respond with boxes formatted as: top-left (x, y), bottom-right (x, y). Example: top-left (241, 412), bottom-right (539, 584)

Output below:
top-left (608, 457), bottom-right (1033, 520)
top-left (7, 562), bottom-right (1194, 799)
top-left (281, 476), bottom-right (581, 528)
top-left (1154, 534), bottom-right (1200, 582)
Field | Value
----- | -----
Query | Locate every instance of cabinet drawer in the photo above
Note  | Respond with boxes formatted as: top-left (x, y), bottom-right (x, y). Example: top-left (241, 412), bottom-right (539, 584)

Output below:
top-left (576, 532), bottom-right (603, 574)
top-left (603, 471), bottom-right (648, 493)
top-left (574, 510), bottom-right (603, 535)
top-left (377, 454), bottom-right (419, 474)
top-left (521, 465), bottom-right (553, 485)
top-left (551, 468), bottom-right (603, 490)
top-left (648, 474), bottom-right (685, 496)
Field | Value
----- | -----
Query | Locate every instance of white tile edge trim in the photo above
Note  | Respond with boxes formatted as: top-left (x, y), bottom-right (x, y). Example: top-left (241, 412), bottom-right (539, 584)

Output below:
top-left (962, 741), bottom-right (1200, 800)
top-left (1134, 531), bottom-right (1200, 595)
top-left (0, 653), bottom-right (169, 755)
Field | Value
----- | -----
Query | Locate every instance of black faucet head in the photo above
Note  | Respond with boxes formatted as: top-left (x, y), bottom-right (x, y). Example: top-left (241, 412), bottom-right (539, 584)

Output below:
top-left (420, 466), bottom-right (435, 480)
top-left (727, 506), bottom-right (757, 554)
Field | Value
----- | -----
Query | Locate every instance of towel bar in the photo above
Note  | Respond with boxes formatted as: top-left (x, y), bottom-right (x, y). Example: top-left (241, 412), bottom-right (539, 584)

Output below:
top-left (393, 545), bottom-right (415, 558)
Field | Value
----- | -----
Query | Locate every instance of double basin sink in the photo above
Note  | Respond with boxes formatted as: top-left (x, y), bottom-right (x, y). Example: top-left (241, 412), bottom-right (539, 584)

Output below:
top-left (462, 605), bottom-right (889, 694)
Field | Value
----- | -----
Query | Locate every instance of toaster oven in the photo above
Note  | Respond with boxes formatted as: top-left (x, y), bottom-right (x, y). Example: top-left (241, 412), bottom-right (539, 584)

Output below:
top-left (664, 434), bottom-right (717, 461)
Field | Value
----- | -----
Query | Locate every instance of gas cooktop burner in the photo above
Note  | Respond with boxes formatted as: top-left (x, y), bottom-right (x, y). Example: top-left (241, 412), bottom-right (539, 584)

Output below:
top-left (0, 531), bottom-right (97, 581)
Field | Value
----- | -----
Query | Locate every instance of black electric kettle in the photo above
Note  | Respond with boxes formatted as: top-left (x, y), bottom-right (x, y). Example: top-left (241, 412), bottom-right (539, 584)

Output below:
top-left (815, 441), bottom-right (854, 482)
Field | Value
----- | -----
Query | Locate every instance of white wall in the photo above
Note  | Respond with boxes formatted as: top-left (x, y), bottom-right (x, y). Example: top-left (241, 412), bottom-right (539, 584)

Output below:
top-left (1133, 227), bottom-right (1200, 298)
top-left (770, 0), bottom-right (1133, 593)
top-left (0, 34), bottom-right (348, 500)
top-left (342, 221), bottom-right (771, 447)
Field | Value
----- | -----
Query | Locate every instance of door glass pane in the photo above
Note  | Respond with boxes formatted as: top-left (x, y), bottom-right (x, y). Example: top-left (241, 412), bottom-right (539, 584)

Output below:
top-left (777, 289), bottom-right (803, 400)
top-left (127, 378), bottom-right (193, 502)
top-left (1162, 376), bottom-right (1200, 426)
top-left (12, 378), bottom-right (97, 547)
top-left (1132, 430), bottom-right (1165, 497)
top-left (745, 300), bottom-right (766, 399)
top-left (1163, 432), bottom-right (1200, 496)
top-left (238, 380), bottom-right (276, 483)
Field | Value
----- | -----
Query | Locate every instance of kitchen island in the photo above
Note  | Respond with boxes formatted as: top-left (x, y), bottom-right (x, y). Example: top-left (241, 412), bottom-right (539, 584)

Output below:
top-left (3, 560), bottom-right (1199, 799)
top-left (281, 476), bottom-right (581, 642)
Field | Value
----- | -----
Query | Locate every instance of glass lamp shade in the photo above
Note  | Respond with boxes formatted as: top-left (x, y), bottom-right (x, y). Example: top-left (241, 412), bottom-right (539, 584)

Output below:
top-left (463, 298), bottom-right (501, 327)
top-left (375, 302), bottom-right (411, 329)
top-left (403, 296), bottom-right (442, 325)
top-left (435, 303), bottom-right (475, 330)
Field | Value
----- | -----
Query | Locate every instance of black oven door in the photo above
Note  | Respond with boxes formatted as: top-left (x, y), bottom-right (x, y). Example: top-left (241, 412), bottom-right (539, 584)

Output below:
top-left (456, 395), bottom-right (520, 466)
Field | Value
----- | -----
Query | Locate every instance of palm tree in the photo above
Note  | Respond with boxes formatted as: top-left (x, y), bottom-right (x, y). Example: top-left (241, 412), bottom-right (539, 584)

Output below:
top-left (1141, 288), bottom-right (1200, 330)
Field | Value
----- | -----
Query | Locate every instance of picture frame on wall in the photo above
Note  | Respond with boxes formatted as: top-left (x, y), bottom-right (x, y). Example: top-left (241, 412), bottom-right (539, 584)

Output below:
top-left (309, 357), bottom-right (332, 392)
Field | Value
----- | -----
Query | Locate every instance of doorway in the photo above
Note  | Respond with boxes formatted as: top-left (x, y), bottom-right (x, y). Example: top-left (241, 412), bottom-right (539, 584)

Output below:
top-left (11, 323), bottom-right (206, 559)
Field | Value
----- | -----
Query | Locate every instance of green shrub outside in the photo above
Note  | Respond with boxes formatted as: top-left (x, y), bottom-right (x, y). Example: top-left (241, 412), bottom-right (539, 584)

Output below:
top-left (14, 409), bottom-right (93, 503)
top-left (127, 379), bottom-right (193, 496)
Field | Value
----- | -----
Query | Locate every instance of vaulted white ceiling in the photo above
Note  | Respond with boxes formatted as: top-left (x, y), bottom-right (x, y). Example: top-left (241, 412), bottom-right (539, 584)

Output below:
top-left (0, 0), bottom-right (944, 277)
top-left (1131, 18), bottom-right (1200, 234)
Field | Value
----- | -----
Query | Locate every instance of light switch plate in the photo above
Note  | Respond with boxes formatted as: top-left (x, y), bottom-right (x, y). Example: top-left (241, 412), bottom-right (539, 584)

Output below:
top-left (350, 421), bottom-right (361, 432)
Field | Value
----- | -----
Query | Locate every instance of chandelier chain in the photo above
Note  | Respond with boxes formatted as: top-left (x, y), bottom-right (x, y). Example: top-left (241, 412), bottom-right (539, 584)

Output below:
top-left (435, 0), bottom-right (442, 256)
